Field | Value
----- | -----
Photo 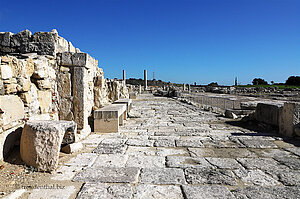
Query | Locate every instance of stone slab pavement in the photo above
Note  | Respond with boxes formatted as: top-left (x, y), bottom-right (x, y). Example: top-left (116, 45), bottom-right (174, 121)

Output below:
top-left (15, 94), bottom-right (300, 198)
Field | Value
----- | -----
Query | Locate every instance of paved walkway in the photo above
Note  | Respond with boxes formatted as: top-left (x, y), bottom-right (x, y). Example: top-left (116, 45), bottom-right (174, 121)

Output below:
top-left (13, 94), bottom-right (300, 198)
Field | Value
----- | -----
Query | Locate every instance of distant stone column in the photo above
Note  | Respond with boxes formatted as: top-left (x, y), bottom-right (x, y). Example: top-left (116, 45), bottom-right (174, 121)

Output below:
top-left (188, 84), bottom-right (191, 92)
top-left (123, 70), bottom-right (126, 84)
top-left (183, 84), bottom-right (186, 91)
top-left (144, 70), bottom-right (147, 90)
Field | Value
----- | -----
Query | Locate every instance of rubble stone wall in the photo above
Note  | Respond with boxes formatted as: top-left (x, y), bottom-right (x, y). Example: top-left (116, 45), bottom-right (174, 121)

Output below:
top-left (0, 30), bottom-right (129, 160)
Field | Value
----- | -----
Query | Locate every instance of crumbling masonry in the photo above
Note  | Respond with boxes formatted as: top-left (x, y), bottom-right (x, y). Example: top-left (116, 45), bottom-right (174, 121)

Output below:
top-left (0, 29), bottom-right (129, 161)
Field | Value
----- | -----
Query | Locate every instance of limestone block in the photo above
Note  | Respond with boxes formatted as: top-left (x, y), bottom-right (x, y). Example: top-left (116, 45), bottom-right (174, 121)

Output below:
top-left (56, 36), bottom-right (69, 53)
top-left (72, 53), bottom-right (88, 67)
top-left (17, 78), bottom-right (31, 92)
top-left (60, 52), bottom-right (73, 66)
top-left (20, 120), bottom-right (77, 171)
top-left (73, 67), bottom-right (89, 130)
top-left (20, 42), bottom-right (56, 56)
top-left (0, 95), bottom-right (24, 126)
top-left (10, 57), bottom-right (22, 77)
top-left (25, 58), bottom-right (34, 77)
top-left (0, 65), bottom-right (13, 79)
top-left (10, 29), bottom-right (32, 47)
top-left (129, 92), bottom-right (137, 99)
top-left (37, 90), bottom-right (52, 113)
top-left (19, 92), bottom-right (33, 105)
top-left (68, 41), bottom-right (75, 53)
top-left (32, 58), bottom-right (48, 79)
top-left (0, 32), bottom-right (13, 46)
top-left (36, 79), bottom-right (51, 89)
top-left (255, 102), bottom-right (283, 126)
top-left (32, 32), bottom-right (56, 43)
top-left (225, 110), bottom-right (238, 119)
top-left (28, 83), bottom-right (40, 115)
top-left (279, 102), bottom-right (300, 137)
top-left (61, 142), bottom-right (83, 154)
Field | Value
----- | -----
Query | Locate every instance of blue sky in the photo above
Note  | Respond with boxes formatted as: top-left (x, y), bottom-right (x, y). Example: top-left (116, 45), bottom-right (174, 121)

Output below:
top-left (1, 0), bottom-right (299, 85)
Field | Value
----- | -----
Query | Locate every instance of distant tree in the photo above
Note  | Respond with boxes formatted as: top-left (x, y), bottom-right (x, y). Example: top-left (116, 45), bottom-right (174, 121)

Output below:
top-left (208, 82), bottom-right (218, 86)
top-left (286, 76), bottom-right (300, 86)
top-left (270, 81), bottom-right (274, 85)
top-left (252, 78), bottom-right (268, 85)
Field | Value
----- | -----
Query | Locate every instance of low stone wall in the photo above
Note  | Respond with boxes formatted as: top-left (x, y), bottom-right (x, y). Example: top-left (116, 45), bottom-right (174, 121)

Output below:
top-left (0, 29), bottom-right (129, 160)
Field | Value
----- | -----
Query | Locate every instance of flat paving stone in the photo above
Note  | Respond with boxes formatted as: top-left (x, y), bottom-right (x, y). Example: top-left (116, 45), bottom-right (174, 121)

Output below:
top-left (154, 139), bottom-right (176, 147)
top-left (205, 157), bottom-right (243, 169)
top-left (274, 157), bottom-right (300, 169)
top-left (251, 148), bottom-right (296, 158)
top-left (133, 184), bottom-right (183, 199)
top-left (28, 186), bottom-right (76, 199)
top-left (126, 155), bottom-right (165, 168)
top-left (189, 148), bottom-right (257, 158)
top-left (182, 185), bottom-right (235, 199)
top-left (232, 186), bottom-right (300, 199)
top-left (65, 153), bottom-right (98, 167)
top-left (140, 168), bottom-right (185, 184)
top-left (176, 139), bottom-right (204, 147)
top-left (125, 146), bottom-right (156, 156)
top-left (156, 148), bottom-right (189, 156)
top-left (92, 154), bottom-right (128, 168)
top-left (237, 157), bottom-right (288, 171)
top-left (237, 138), bottom-right (278, 148)
top-left (234, 169), bottom-right (280, 186)
top-left (126, 138), bottom-right (154, 147)
top-left (266, 169), bottom-right (300, 186)
top-left (166, 156), bottom-right (213, 169)
top-left (185, 168), bottom-right (238, 186)
top-left (76, 183), bottom-right (133, 199)
top-left (285, 147), bottom-right (300, 157)
top-left (93, 144), bottom-right (128, 154)
top-left (73, 167), bottom-right (140, 183)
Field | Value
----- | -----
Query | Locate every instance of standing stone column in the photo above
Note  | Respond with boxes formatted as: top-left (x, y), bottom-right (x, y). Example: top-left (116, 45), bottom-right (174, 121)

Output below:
top-left (188, 84), bottom-right (191, 92)
top-left (183, 84), bottom-right (186, 91)
top-left (123, 70), bottom-right (126, 84)
top-left (144, 70), bottom-right (147, 90)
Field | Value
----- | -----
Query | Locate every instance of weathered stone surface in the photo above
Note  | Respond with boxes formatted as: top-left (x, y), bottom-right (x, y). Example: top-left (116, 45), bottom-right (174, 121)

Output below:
top-left (134, 185), bottom-right (183, 199)
top-left (185, 168), bottom-right (237, 185)
top-left (0, 95), bottom-right (24, 126)
top-left (92, 154), bottom-right (128, 168)
top-left (234, 169), bottom-right (280, 186)
top-left (154, 139), bottom-right (176, 147)
top-left (166, 156), bottom-right (213, 168)
top-left (156, 148), bottom-right (189, 156)
top-left (0, 64), bottom-right (13, 79)
top-left (126, 155), bottom-right (165, 168)
top-left (233, 186), bottom-right (300, 199)
top-left (28, 185), bottom-right (76, 199)
top-left (125, 146), bottom-right (156, 156)
top-left (237, 157), bottom-right (288, 171)
top-left (182, 185), bottom-right (235, 199)
top-left (93, 144), bottom-right (128, 154)
top-left (77, 183), bottom-right (133, 199)
top-left (279, 102), bottom-right (300, 137)
top-left (17, 77), bottom-right (31, 92)
top-left (126, 138), bottom-right (154, 147)
top-left (65, 153), bottom-right (97, 167)
top-left (255, 102), bottom-right (283, 126)
top-left (237, 138), bottom-right (278, 148)
top-left (189, 147), bottom-right (257, 158)
top-left (73, 167), bottom-right (140, 183)
top-left (140, 168), bottom-right (185, 184)
top-left (274, 157), bottom-right (300, 169)
top-left (20, 120), bottom-right (77, 171)
top-left (37, 90), bottom-right (52, 113)
top-left (206, 157), bottom-right (242, 169)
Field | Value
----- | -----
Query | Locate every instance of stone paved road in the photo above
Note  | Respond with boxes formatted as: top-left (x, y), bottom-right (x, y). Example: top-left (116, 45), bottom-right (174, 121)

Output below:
top-left (19, 94), bottom-right (300, 198)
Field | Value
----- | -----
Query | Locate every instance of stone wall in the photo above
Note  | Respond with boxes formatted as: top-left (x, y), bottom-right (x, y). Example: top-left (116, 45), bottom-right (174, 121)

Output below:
top-left (0, 29), bottom-right (128, 160)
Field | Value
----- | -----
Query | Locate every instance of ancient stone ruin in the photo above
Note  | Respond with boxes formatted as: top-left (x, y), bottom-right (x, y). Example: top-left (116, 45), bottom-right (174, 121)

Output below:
top-left (0, 29), bottom-right (129, 163)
